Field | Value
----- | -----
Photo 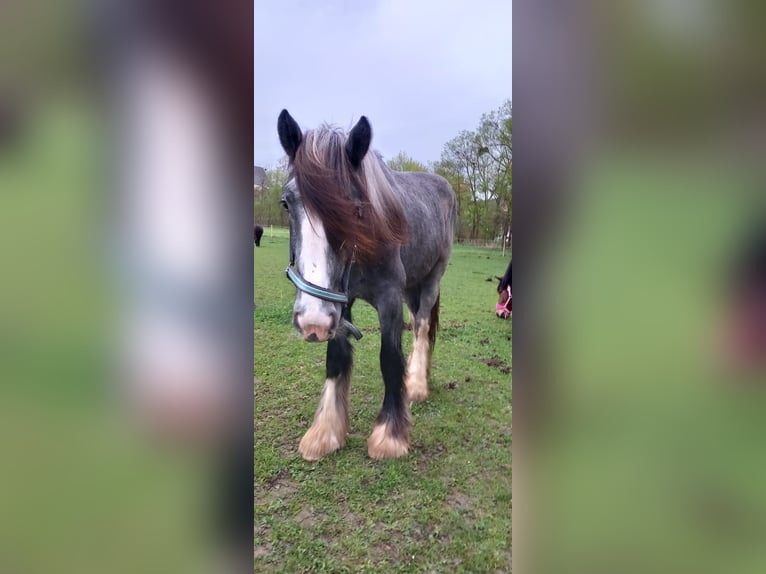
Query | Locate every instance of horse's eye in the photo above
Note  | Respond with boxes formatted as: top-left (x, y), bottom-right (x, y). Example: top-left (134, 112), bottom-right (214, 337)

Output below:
top-left (280, 199), bottom-right (288, 211)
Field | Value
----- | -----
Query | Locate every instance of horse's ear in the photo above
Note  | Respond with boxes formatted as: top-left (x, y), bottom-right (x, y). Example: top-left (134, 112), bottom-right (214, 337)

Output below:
top-left (495, 276), bottom-right (503, 282)
top-left (345, 116), bottom-right (371, 168)
top-left (278, 109), bottom-right (302, 160)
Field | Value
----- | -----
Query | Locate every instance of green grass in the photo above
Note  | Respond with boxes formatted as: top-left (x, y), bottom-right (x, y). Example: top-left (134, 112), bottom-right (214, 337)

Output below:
top-left (526, 162), bottom-right (766, 573)
top-left (254, 227), bottom-right (512, 573)
top-left (0, 105), bottom-right (210, 573)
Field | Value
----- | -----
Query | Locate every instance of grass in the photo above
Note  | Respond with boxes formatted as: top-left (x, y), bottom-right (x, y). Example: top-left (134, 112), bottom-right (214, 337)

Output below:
top-left (254, 227), bottom-right (512, 573)
top-left (0, 104), bottom-right (210, 573)
top-left (524, 163), bottom-right (766, 573)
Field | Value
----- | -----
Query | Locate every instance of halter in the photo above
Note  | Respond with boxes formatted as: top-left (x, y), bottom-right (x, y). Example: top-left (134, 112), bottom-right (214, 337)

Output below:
top-left (285, 246), bottom-right (363, 340)
top-left (496, 285), bottom-right (512, 319)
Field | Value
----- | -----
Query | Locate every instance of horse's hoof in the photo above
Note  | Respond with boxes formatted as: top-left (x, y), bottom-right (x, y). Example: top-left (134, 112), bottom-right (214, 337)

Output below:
top-left (367, 422), bottom-right (409, 459)
top-left (407, 387), bottom-right (429, 402)
top-left (405, 376), bottom-right (429, 402)
top-left (298, 424), bottom-right (345, 461)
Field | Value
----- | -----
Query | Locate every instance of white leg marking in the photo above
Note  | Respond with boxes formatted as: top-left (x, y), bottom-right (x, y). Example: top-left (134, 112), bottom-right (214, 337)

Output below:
top-left (299, 378), bottom-right (348, 460)
top-left (367, 420), bottom-right (409, 459)
top-left (405, 321), bottom-right (431, 402)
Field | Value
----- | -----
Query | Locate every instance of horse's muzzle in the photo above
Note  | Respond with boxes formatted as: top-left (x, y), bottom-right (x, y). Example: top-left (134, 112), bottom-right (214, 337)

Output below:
top-left (298, 322), bottom-right (335, 342)
top-left (294, 311), bottom-right (337, 342)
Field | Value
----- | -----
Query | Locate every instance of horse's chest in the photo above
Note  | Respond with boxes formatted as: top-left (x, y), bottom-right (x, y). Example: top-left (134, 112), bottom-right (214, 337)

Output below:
top-left (350, 273), bottom-right (375, 301)
top-left (350, 267), bottom-right (403, 304)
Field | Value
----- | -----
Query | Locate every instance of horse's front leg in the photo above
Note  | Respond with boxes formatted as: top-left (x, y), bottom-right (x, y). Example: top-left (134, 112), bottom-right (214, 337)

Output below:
top-left (368, 295), bottom-right (411, 459)
top-left (298, 308), bottom-right (354, 461)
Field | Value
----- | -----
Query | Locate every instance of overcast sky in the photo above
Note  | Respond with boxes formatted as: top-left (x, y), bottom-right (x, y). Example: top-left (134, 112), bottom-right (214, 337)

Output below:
top-left (254, 0), bottom-right (512, 168)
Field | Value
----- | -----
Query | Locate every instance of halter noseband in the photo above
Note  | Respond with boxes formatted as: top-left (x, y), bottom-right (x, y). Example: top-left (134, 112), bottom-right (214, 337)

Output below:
top-left (496, 284), bottom-right (512, 318)
top-left (285, 246), bottom-right (362, 340)
top-left (286, 266), bottom-right (349, 304)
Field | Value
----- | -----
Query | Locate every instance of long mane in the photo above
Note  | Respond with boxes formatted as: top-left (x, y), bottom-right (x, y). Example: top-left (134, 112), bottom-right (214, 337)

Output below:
top-left (292, 124), bottom-right (408, 263)
top-left (499, 259), bottom-right (512, 292)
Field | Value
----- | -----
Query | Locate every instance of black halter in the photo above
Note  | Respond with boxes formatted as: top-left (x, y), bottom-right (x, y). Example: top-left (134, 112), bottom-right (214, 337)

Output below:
top-left (285, 246), bottom-right (362, 340)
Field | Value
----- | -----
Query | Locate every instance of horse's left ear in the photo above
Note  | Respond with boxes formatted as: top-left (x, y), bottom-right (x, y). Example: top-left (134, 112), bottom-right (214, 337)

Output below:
top-left (278, 109), bottom-right (303, 160)
top-left (346, 116), bottom-right (371, 168)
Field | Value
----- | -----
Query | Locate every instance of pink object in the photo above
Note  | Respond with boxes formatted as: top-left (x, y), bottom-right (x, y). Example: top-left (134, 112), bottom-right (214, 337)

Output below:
top-left (496, 285), bottom-right (512, 318)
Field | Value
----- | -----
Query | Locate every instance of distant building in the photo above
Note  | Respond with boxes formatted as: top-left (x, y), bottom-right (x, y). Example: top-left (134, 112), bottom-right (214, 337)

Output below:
top-left (253, 166), bottom-right (266, 192)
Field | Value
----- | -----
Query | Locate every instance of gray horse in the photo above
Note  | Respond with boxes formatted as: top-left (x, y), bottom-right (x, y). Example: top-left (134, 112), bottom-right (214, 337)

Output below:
top-left (277, 109), bottom-right (456, 460)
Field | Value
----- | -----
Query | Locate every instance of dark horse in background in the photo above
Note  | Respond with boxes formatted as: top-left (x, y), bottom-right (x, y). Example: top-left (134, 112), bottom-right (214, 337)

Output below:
top-left (720, 222), bottom-right (766, 372)
top-left (254, 224), bottom-right (264, 247)
top-left (278, 109), bottom-right (456, 460)
top-left (496, 259), bottom-right (512, 318)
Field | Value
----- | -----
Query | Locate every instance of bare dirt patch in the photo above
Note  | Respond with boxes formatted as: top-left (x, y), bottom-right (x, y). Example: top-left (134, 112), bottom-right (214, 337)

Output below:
top-left (481, 357), bottom-right (511, 374)
top-left (338, 502), bottom-right (366, 530)
top-left (446, 490), bottom-right (474, 512)
top-left (266, 468), bottom-right (298, 497)
top-left (294, 508), bottom-right (315, 528)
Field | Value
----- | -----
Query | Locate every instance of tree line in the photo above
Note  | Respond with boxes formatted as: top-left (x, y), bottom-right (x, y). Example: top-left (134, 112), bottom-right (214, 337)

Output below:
top-left (254, 99), bottom-right (511, 247)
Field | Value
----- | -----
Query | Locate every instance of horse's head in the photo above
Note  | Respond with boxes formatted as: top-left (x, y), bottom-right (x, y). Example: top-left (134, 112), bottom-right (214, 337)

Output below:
top-left (277, 109), bottom-right (405, 342)
top-left (496, 283), bottom-right (512, 319)
top-left (495, 259), bottom-right (512, 319)
top-left (718, 225), bottom-right (766, 372)
top-left (278, 176), bottom-right (346, 341)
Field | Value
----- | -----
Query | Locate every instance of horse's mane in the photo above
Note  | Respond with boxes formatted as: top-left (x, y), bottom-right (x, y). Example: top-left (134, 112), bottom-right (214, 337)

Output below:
top-left (499, 259), bottom-right (512, 292)
top-left (292, 124), bottom-right (408, 263)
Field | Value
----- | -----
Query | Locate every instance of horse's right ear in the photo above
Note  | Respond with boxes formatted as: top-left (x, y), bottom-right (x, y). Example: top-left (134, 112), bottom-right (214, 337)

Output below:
top-left (278, 109), bottom-right (302, 160)
top-left (345, 116), bottom-right (372, 168)
top-left (495, 276), bottom-right (503, 282)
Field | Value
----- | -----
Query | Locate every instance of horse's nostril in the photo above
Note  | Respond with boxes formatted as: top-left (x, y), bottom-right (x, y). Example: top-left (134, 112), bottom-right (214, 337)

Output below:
top-left (300, 322), bottom-right (332, 342)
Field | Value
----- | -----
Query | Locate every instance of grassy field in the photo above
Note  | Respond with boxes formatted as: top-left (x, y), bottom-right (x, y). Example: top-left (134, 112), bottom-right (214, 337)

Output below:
top-left (524, 167), bottom-right (766, 573)
top-left (0, 105), bottom-right (212, 573)
top-left (254, 227), bottom-right (512, 573)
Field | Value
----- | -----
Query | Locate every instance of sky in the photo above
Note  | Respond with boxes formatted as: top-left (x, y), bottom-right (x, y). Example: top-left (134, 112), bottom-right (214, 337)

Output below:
top-left (254, 0), bottom-right (512, 168)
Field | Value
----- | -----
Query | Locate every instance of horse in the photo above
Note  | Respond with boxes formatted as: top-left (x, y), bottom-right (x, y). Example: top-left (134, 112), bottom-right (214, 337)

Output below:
top-left (496, 259), bottom-right (512, 318)
top-left (719, 222), bottom-right (766, 372)
top-left (277, 109), bottom-right (456, 460)
top-left (254, 224), bottom-right (264, 247)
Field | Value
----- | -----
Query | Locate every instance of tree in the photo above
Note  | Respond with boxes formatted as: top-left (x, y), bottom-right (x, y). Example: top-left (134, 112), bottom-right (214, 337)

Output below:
top-left (432, 158), bottom-right (469, 241)
top-left (387, 151), bottom-right (428, 172)
top-left (439, 99), bottom-right (512, 244)
top-left (476, 100), bottom-right (512, 250)
top-left (254, 157), bottom-right (289, 227)
top-left (440, 130), bottom-right (493, 240)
